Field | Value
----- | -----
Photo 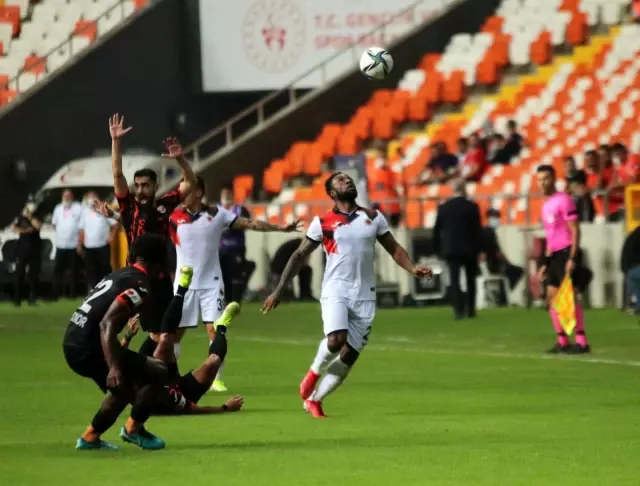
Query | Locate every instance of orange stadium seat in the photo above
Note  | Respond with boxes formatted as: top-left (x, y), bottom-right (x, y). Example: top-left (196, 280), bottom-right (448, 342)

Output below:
top-left (262, 0), bottom-right (640, 227)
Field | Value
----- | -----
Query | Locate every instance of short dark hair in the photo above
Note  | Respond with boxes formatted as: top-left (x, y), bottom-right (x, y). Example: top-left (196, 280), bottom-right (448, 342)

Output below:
top-left (221, 184), bottom-right (233, 192)
top-left (507, 119), bottom-right (517, 129)
top-left (133, 168), bottom-right (158, 182)
top-left (564, 155), bottom-right (575, 162)
top-left (599, 144), bottom-right (612, 154)
top-left (567, 169), bottom-right (587, 185)
top-left (129, 233), bottom-right (167, 265)
top-left (536, 164), bottom-right (555, 176)
top-left (612, 142), bottom-right (627, 153)
top-left (324, 172), bottom-right (340, 196)
top-left (584, 149), bottom-right (598, 159)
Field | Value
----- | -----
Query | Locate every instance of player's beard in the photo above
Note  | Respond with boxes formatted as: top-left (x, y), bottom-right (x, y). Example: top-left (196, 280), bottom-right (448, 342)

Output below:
top-left (336, 186), bottom-right (358, 203)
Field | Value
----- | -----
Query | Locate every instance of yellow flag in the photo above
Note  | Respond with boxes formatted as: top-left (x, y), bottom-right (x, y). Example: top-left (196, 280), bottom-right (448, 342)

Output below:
top-left (552, 276), bottom-right (576, 336)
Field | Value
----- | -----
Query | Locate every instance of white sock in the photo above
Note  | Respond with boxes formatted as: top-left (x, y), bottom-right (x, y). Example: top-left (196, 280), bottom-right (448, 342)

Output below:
top-left (311, 356), bottom-right (350, 402)
top-left (173, 342), bottom-right (181, 361)
top-left (310, 338), bottom-right (338, 374)
top-left (215, 362), bottom-right (225, 381)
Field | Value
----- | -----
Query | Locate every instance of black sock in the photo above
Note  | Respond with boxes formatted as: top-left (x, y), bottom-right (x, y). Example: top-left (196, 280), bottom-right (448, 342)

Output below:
top-left (129, 385), bottom-right (154, 427)
top-left (209, 326), bottom-right (227, 361)
top-left (176, 285), bottom-right (188, 298)
top-left (160, 294), bottom-right (184, 334)
top-left (91, 395), bottom-right (128, 435)
top-left (167, 361), bottom-right (179, 378)
top-left (138, 336), bottom-right (157, 357)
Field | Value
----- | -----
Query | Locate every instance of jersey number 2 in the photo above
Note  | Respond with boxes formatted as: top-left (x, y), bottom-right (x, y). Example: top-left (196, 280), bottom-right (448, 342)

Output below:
top-left (79, 279), bottom-right (114, 314)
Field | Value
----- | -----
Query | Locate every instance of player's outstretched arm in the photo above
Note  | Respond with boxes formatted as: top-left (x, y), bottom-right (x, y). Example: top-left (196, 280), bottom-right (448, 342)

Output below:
top-left (162, 137), bottom-right (198, 199)
top-left (261, 238), bottom-right (319, 313)
top-left (109, 114), bottom-right (132, 197)
top-left (231, 217), bottom-right (302, 233)
top-left (377, 232), bottom-right (432, 278)
top-left (183, 396), bottom-right (244, 415)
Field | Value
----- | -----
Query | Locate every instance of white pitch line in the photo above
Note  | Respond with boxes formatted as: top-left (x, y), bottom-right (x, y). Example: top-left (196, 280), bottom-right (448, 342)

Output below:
top-left (237, 336), bottom-right (640, 368)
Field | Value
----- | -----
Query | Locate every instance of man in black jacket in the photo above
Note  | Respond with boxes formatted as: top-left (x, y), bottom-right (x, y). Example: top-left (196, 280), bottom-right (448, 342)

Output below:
top-left (621, 226), bottom-right (640, 315)
top-left (433, 179), bottom-right (484, 319)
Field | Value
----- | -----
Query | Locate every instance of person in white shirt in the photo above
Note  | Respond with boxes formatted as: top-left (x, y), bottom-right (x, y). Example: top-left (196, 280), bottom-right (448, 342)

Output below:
top-left (169, 176), bottom-right (301, 392)
top-left (51, 189), bottom-right (83, 299)
top-left (77, 191), bottom-right (118, 288)
top-left (262, 172), bottom-right (432, 418)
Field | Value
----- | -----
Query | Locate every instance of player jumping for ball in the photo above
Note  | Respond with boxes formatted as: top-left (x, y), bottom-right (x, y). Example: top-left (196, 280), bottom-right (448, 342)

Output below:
top-left (261, 172), bottom-right (432, 418)
top-left (536, 165), bottom-right (590, 353)
top-left (168, 176), bottom-right (301, 392)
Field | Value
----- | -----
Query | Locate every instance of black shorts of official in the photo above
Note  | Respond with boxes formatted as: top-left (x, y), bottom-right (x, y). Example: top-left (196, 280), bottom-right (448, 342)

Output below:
top-left (547, 247), bottom-right (592, 292)
top-left (63, 344), bottom-right (149, 394)
top-left (178, 372), bottom-right (210, 404)
top-left (139, 275), bottom-right (174, 333)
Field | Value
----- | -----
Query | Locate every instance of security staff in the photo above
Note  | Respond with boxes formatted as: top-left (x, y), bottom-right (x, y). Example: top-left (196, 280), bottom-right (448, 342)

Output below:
top-left (218, 186), bottom-right (251, 302)
top-left (11, 202), bottom-right (41, 306)
top-left (78, 191), bottom-right (118, 288)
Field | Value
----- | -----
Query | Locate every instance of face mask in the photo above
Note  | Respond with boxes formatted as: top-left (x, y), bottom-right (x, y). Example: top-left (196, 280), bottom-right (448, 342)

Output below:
top-left (63, 200), bottom-right (72, 208)
top-left (86, 198), bottom-right (96, 207)
top-left (612, 156), bottom-right (622, 165)
top-left (221, 197), bottom-right (233, 206)
top-left (488, 217), bottom-right (500, 229)
top-left (374, 158), bottom-right (385, 169)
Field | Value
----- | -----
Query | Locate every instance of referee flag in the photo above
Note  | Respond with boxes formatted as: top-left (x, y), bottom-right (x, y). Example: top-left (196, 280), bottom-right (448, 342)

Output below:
top-left (552, 276), bottom-right (577, 336)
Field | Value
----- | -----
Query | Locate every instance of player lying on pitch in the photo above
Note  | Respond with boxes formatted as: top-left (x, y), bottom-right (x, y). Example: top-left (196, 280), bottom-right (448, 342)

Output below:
top-left (120, 303), bottom-right (244, 416)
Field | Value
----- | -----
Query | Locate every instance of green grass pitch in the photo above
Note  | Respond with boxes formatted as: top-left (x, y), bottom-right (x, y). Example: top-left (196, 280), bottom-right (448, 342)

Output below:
top-left (1, 302), bottom-right (640, 485)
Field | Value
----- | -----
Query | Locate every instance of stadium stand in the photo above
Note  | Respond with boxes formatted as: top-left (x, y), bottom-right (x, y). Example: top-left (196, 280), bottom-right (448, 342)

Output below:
top-left (0, 0), bottom-right (148, 106)
top-left (238, 0), bottom-right (639, 228)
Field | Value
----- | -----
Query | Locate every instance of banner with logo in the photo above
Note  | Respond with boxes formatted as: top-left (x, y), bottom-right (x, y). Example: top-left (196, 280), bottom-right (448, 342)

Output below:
top-left (198, 0), bottom-right (447, 91)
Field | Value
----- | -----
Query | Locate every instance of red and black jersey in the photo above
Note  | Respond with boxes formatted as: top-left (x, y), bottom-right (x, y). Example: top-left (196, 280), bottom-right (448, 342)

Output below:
top-left (63, 265), bottom-right (150, 355)
top-left (116, 188), bottom-right (182, 246)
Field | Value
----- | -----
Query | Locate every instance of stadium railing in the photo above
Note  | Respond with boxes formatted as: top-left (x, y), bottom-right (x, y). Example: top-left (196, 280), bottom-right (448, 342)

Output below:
top-left (156, 0), bottom-right (462, 194)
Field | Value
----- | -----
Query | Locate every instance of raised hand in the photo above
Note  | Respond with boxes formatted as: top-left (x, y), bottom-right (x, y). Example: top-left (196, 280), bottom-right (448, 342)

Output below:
top-left (281, 219), bottom-right (303, 232)
top-left (92, 200), bottom-right (114, 218)
top-left (161, 137), bottom-right (185, 159)
top-left (109, 114), bottom-right (132, 140)
top-left (412, 265), bottom-right (433, 279)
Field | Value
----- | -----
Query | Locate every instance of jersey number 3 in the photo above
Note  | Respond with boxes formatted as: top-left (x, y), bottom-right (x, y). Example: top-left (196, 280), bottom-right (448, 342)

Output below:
top-left (78, 279), bottom-right (114, 314)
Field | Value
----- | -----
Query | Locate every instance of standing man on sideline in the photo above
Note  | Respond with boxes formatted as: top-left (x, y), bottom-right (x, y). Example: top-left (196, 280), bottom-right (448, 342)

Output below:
top-left (52, 189), bottom-right (83, 300)
top-left (107, 113), bottom-right (197, 359)
top-left (219, 186), bottom-right (251, 303)
top-left (432, 179), bottom-right (484, 320)
top-left (78, 191), bottom-right (118, 288)
top-left (12, 202), bottom-right (41, 306)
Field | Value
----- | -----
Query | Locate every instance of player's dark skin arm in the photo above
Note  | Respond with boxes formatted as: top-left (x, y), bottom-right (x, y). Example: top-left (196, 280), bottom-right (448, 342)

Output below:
top-left (99, 300), bottom-right (134, 388)
top-left (231, 217), bottom-right (302, 233)
top-left (377, 232), bottom-right (432, 278)
top-left (262, 238), bottom-right (319, 312)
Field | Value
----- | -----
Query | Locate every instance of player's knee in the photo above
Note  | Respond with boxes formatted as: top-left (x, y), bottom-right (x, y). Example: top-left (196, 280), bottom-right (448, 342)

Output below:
top-left (546, 286), bottom-right (558, 303)
top-left (327, 331), bottom-right (347, 352)
top-left (205, 354), bottom-right (222, 371)
top-left (339, 343), bottom-right (359, 367)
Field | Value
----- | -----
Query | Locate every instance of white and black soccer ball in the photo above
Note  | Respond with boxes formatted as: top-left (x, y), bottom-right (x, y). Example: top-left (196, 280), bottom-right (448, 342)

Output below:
top-left (359, 47), bottom-right (394, 81)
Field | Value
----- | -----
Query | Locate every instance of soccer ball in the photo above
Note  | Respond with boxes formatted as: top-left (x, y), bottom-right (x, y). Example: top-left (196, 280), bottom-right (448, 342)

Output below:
top-left (359, 47), bottom-right (394, 81)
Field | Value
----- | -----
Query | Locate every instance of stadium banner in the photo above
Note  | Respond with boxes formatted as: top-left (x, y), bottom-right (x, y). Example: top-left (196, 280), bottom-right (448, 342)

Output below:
top-left (198, 0), bottom-right (447, 91)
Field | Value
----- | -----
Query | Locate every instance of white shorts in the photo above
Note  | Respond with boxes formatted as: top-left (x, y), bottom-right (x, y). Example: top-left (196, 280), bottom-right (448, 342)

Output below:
top-left (179, 287), bottom-right (226, 329)
top-left (320, 298), bottom-right (376, 352)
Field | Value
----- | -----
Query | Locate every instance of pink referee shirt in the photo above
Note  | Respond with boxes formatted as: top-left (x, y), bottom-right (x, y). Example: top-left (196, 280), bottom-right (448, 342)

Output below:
top-left (542, 192), bottom-right (577, 252)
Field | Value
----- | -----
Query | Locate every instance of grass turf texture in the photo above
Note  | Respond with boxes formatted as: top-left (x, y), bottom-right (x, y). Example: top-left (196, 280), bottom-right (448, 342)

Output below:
top-left (1, 302), bottom-right (640, 485)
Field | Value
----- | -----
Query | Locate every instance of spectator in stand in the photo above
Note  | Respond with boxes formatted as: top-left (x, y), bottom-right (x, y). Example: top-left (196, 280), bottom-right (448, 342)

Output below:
top-left (503, 120), bottom-right (523, 161)
top-left (567, 170), bottom-right (595, 223)
top-left (634, 0), bottom-right (640, 22)
top-left (416, 141), bottom-right (458, 184)
top-left (459, 133), bottom-right (488, 182)
top-left (563, 155), bottom-right (578, 181)
top-left (487, 134), bottom-right (510, 165)
top-left (456, 137), bottom-right (469, 161)
top-left (607, 143), bottom-right (640, 221)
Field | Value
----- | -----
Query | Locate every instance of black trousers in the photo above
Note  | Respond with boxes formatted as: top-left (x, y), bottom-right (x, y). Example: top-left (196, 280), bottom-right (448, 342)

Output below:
top-left (447, 258), bottom-right (477, 318)
top-left (14, 250), bottom-right (40, 304)
top-left (220, 248), bottom-right (247, 303)
top-left (52, 248), bottom-right (79, 299)
top-left (84, 246), bottom-right (112, 288)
